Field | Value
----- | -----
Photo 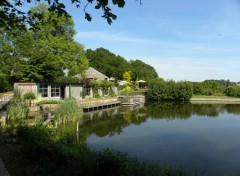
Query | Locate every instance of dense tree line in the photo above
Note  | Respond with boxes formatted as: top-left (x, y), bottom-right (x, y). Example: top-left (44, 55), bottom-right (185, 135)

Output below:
top-left (146, 78), bottom-right (193, 101)
top-left (86, 48), bottom-right (158, 81)
top-left (193, 79), bottom-right (240, 98)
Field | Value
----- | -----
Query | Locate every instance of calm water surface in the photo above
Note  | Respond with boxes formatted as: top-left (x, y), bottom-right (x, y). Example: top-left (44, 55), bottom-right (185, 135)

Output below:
top-left (59, 103), bottom-right (240, 176)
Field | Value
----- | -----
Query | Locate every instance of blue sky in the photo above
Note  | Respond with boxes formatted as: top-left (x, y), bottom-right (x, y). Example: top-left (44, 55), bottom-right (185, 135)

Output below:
top-left (39, 0), bottom-right (240, 81)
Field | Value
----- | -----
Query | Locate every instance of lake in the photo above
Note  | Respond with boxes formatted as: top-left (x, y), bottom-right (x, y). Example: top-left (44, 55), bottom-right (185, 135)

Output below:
top-left (57, 102), bottom-right (240, 176)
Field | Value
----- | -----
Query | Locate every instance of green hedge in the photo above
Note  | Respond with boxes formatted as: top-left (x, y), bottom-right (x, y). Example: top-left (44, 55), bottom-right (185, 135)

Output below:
top-left (146, 79), bottom-right (193, 101)
top-left (37, 100), bottom-right (62, 106)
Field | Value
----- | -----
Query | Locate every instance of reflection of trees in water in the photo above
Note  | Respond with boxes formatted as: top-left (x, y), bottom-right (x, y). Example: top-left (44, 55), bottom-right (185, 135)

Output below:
top-left (56, 103), bottom-right (240, 143)
top-left (225, 104), bottom-right (240, 115)
top-left (146, 102), bottom-right (240, 119)
top-left (146, 102), bottom-right (192, 120)
top-left (192, 104), bottom-right (225, 117)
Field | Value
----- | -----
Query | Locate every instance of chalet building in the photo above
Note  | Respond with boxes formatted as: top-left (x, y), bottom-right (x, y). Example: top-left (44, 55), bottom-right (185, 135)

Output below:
top-left (14, 67), bottom-right (117, 100)
top-left (14, 82), bottom-right (84, 100)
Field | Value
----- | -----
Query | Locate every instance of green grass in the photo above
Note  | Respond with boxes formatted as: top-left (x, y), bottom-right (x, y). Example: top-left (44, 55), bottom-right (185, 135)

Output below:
top-left (192, 94), bottom-right (240, 99)
top-left (37, 100), bottom-right (62, 106)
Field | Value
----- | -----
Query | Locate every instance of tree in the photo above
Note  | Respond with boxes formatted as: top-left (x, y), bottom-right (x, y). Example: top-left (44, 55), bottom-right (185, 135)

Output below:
top-left (146, 79), bottom-right (193, 101)
top-left (86, 48), bottom-right (131, 80)
top-left (122, 71), bottom-right (132, 95)
top-left (1, 0), bottom-right (137, 29)
top-left (130, 59), bottom-right (158, 81)
top-left (8, 4), bottom-right (89, 82)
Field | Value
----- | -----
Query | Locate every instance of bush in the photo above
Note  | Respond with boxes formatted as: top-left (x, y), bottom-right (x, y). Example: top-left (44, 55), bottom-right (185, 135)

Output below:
top-left (225, 85), bottom-right (240, 97)
top-left (23, 92), bottom-right (36, 100)
top-left (37, 100), bottom-right (61, 106)
top-left (146, 79), bottom-right (193, 101)
top-left (7, 94), bottom-right (28, 125)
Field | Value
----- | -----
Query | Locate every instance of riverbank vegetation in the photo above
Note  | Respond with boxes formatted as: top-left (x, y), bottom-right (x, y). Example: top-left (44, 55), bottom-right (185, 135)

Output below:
top-left (146, 79), bottom-right (193, 101)
top-left (55, 98), bottom-right (83, 123)
top-left (0, 124), bottom-right (203, 176)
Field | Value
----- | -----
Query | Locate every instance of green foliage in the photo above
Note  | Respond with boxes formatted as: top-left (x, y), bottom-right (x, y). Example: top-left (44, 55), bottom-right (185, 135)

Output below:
top-left (225, 85), bottom-right (240, 97)
top-left (55, 98), bottom-right (83, 123)
top-left (89, 80), bottom-right (100, 98)
top-left (7, 95), bottom-right (28, 125)
top-left (87, 48), bottom-right (159, 82)
top-left (146, 79), bottom-right (193, 101)
top-left (87, 48), bottom-right (131, 80)
top-left (1, 124), bottom-right (203, 176)
top-left (2, 4), bottom-right (89, 82)
top-left (23, 92), bottom-right (36, 100)
top-left (193, 80), bottom-right (225, 96)
top-left (130, 59), bottom-right (158, 81)
top-left (122, 85), bottom-right (132, 95)
top-left (37, 100), bottom-right (61, 106)
top-left (0, 73), bottom-right (12, 93)
top-left (1, 0), bottom-right (127, 30)
top-left (122, 71), bottom-right (133, 95)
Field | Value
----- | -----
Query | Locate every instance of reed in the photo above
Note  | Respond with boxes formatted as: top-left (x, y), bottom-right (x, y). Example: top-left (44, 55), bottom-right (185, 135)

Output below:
top-left (55, 98), bottom-right (83, 123)
top-left (7, 92), bottom-right (28, 125)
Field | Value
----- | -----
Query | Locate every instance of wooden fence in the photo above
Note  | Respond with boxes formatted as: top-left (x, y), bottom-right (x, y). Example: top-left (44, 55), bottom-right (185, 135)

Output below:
top-left (0, 92), bottom-right (13, 109)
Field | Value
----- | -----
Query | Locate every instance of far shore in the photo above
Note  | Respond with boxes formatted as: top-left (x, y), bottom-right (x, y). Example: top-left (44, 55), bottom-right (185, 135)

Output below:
top-left (191, 97), bottom-right (240, 104)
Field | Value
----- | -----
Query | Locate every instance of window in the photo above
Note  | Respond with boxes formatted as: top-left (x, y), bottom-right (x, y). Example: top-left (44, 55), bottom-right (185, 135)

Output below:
top-left (85, 87), bottom-right (91, 96)
top-left (39, 85), bottom-right (48, 97)
top-left (51, 86), bottom-right (60, 97)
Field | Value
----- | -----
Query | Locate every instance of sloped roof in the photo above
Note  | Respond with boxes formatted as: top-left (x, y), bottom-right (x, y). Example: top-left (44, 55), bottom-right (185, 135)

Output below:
top-left (74, 67), bottom-right (109, 81)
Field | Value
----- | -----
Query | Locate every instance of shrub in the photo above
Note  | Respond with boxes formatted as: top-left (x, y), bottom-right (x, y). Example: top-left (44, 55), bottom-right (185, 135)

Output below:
top-left (7, 95), bottom-right (28, 125)
top-left (23, 92), bottom-right (36, 100)
top-left (146, 79), bottom-right (193, 101)
top-left (37, 100), bottom-right (61, 106)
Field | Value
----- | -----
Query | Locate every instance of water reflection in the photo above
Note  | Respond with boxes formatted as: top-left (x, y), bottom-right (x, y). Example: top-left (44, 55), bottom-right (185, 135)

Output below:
top-left (57, 103), bottom-right (240, 143)
top-left (56, 103), bottom-right (240, 176)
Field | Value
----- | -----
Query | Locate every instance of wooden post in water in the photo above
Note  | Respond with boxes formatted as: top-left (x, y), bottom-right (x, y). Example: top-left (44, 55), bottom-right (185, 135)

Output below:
top-left (76, 121), bottom-right (79, 141)
top-left (76, 121), bottom-right (79, 132)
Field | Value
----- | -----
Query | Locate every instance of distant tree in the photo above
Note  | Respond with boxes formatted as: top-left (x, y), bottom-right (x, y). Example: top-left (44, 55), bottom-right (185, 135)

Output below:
top-left (130, 59), bottom-right (158, 81)
top-left (86, 48), bottom-right (159, 81)
top-left (146, 79), bottom-right (193, 101)
top-left (86, 48), bottom-right (131, 80)
top-left (225, 85), bottom-right (240, 97)
top-left (193, 80), bottom-right (225, 96)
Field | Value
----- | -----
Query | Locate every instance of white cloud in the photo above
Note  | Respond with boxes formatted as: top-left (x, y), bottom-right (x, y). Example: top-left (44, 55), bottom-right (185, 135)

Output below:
top-left (76, 31), bottom-right (162, 44)
top-left (137, 57), bottom-right (240, 82)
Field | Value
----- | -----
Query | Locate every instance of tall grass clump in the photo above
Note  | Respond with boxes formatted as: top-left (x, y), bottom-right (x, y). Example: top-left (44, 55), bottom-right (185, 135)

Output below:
top-left (55, 98), bottom-right (83, 123)
top-left (7, 91), bottom-right (28, 125)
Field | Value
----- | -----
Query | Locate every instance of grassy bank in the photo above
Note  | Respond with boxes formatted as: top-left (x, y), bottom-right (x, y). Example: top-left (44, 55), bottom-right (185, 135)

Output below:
top-left (0, 125), bottom-right (203, 176)
top-left (192, 95), bottom-right (240, 99)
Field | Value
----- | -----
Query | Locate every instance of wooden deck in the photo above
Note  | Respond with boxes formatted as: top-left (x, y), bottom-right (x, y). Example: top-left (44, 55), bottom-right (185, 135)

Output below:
top-left (82, 101), bottom-right (121, 112)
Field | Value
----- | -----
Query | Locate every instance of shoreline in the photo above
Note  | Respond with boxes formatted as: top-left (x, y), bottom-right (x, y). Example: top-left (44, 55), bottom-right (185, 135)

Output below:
top-left (190, 97), bottom-right (240, 104)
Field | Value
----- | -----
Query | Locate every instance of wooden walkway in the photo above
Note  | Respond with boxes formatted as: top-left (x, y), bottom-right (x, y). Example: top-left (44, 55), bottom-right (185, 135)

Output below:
top-left (0, 92), bottom-right (13, 110)
top-left (82, 101), bottom-right (121, 112)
